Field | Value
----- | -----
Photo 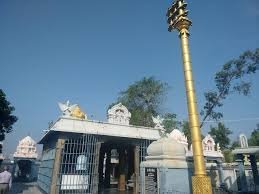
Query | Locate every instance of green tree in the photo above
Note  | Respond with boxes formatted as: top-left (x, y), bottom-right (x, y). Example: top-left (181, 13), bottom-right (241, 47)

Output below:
top-left (248, 124), bottom-right (259, 146)
top-left (223, 150), bottom-right (234, 163)
top-left (209, 122), bottom-right (232, 150)
top-left (181, 120), bottom-right (192, 147)
top-left (0, 89), bottom-right (18, 141)
top-left (162, 113), bottom-right (181, 134)
top-left (112, 77), bottom-right (169, 127)
top-left (200, 48), bottom-right (259, 127)
top-left (181, 120), bottom-right (205, 148)
top-left (230, 140), bottom-right (240, 150)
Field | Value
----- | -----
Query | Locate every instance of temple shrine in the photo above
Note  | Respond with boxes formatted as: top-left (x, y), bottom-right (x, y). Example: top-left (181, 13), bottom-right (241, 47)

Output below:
top-left (13, 136), bottom-right (39, 181)
top-left (37, 101), bottom-right (230, 194)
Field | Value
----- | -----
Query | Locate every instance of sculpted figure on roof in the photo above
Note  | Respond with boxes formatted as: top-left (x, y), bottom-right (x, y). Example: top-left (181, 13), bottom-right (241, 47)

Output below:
top-left (107, 103), bottom-right (131, 125)
top-left (58, 100), bottom-right (86, 119)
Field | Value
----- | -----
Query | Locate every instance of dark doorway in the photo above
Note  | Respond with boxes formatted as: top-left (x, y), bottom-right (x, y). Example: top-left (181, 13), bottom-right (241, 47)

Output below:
top-left (14, 160), bottom-right (34, 182)
top-left (98, 140), bottom-right (135, 194)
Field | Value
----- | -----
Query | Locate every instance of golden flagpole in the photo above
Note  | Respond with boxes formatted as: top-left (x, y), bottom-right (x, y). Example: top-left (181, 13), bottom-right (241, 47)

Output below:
top-left (166, 0), bottom-right (213, 193)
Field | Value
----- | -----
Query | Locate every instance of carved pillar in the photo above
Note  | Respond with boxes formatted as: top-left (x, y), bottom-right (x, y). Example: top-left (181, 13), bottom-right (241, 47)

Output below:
top-left (249, 154), bottom-right (259, 191)
top-left (236, 154), bottom-right (248, 192)
top-left (216, 160), bottom-right (225, 188)
top-left (118, 148), bottom-right (126, 191)
top-left (133, 146), bottom-right (140, 194)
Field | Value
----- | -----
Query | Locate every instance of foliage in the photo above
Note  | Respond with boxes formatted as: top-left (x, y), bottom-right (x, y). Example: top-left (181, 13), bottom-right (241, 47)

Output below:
top-left (181, 120), bottom-right (192, 147)
top-left (200, 48), bottom-right (259, 127)
top-left (223, 149), bottom-right (234, 163)
top-left (162, 113), bottom-right (181, 134)
top-left (248, 124), bottom-right (259, 146)
top-left (110, 77), bottom-right (169, 127)
top-left (0, 89), bottom-right (18, 141)
top-left (230, 140), bottom-right (240, 150)
top-left (209, 122), bottom-right (232, 150)
top-left (181, 120), bottom-right (205, 148)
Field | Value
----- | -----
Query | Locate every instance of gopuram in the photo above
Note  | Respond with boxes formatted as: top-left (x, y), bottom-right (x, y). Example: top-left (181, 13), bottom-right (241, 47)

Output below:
top-left (37, 101), bottom-right (228, 194)
top-left (13, 135), bottom-right (38, 181)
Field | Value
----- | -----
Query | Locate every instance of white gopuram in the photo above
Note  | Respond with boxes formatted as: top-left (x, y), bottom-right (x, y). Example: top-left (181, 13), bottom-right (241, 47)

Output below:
top-left (107, 103), bottom-right (131, 125)
top-left (13, 136), bottom-right (38, 159)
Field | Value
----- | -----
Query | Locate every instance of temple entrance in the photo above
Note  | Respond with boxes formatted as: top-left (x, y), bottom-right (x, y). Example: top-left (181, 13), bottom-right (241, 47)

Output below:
top-left (98, 140), bottom-right (136, 194)
top-left (13, 159), bottom-right (37, 182)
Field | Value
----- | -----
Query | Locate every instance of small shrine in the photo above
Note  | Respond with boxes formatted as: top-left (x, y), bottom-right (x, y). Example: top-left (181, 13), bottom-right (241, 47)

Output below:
top-left (13, 136), bottom-right (38, 159)
top-left (13, 136), bottom-right (39, 182)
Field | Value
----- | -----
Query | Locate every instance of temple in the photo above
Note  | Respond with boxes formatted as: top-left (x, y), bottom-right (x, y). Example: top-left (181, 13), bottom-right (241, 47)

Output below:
top-left (37, 101), bottom-right (256, 193)
top-left (13, 136), bottom-right (39, 181)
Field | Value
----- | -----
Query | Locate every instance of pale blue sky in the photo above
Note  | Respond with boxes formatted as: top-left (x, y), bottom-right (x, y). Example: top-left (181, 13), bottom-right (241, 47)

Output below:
top-left (0, 0), bottom-right (258, 157)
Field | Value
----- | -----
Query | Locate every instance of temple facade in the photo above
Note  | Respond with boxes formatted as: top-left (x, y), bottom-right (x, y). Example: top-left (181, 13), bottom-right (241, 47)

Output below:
top-left (37, 101), bottom-right (236, 194)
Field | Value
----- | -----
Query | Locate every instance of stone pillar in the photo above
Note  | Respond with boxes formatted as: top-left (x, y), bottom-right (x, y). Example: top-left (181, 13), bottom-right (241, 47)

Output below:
top-left (50, 138), bottom-right (65, 194)
top-left (98, 148), bottom-right (105, 189)
top-left (216, 160), bottom-right (225, 188)
top-left (236, 154), bottom-right (248, 192)
top-left (249, 154), bottom-right (259, 191)
top-left (118, 148), bottom-right (126, 191)
top-left (134, 146), bottom-right (140, 194)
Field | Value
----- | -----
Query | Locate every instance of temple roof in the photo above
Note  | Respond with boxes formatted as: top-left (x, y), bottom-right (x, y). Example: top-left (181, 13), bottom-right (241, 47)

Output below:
top-left (39, 116), bottom-right (161, 144)
top-left (232, 147), bottom-right (259, 155)
top-left (13, 136), bottom-right (38, 159)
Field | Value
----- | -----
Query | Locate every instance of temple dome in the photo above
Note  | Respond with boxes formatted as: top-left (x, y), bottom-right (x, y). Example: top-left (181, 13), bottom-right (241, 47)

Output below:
top-left (13, 136), bottom-right (38, 159)
top-left (147, 137), bottom-right (186, 159)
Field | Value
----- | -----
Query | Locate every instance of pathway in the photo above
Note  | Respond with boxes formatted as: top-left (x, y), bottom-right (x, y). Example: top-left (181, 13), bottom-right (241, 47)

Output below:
top-left (7, 182), bottom-right (43, 194)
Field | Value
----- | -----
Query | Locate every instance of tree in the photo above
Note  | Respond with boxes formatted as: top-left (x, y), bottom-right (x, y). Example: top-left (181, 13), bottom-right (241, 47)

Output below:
top-left (162, 113), bottom-right (181, 134)
top-left (223, 150), bottom-right (234, 163)
top-left (248, 124), bottom-right (259, 146)
top-left (112, 77), bottom-right (169, 127)
top-left (209, 122), bottom-right (232, 150)
top-left (230, 140), bottom-right (240, 150)
top-left (200, 48), bottom-right (259, 127)
top-left (181, 120), bottom-right (205, 148)
top-left (0, 89), bottom-right (18, 141)
top-left (181, 120), bottom-right (192, 147)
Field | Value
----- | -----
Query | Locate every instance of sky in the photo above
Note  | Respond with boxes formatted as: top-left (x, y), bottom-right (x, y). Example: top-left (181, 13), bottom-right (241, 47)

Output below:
top-left (0, 0), bottom-right (259, 157)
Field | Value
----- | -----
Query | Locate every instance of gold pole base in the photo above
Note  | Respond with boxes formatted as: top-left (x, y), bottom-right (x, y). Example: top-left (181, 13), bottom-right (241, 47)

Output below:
top-left (192, 176), bottom-right (213, 194)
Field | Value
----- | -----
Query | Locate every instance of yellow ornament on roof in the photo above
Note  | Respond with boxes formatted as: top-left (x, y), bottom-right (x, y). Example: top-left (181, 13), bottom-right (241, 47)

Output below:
top-left (70, 106), bottom-right (86, 119)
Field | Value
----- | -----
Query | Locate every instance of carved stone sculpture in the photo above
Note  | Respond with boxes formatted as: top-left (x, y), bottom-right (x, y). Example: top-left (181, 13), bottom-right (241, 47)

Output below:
top-left (58, 100), bottom-right (86, 119)
top-left (107, 103), bottom-right (131, 125)
top-left (202, 134), bottom-right (216, 152)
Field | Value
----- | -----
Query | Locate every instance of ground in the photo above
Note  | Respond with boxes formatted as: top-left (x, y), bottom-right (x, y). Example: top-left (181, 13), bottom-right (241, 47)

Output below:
top-left (7, 182), bottom-right (43, 194)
